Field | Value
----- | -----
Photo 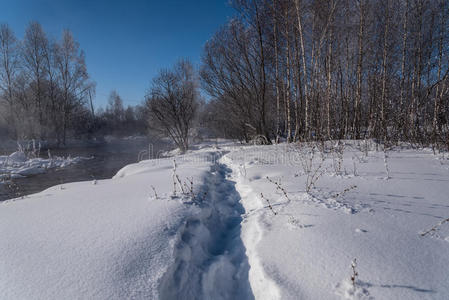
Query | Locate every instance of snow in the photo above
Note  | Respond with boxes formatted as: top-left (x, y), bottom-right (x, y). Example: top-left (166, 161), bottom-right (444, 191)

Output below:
top-left (0, 151), bottom-right (89, 179)
top-left (1, 140), bottom-right (449, 299)
top-left (158, 159), bottom-right (253, 300)
top-left (223, 142), bottom-right (449, 299)
top-left (0, 151), bottom-right (215, 299)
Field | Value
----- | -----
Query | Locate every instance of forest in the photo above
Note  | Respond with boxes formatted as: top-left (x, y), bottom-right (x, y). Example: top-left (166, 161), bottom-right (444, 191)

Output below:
top-left (200, 0), bottom-right (449, 149)
top-left (1, 0), bottom-right (449, 151)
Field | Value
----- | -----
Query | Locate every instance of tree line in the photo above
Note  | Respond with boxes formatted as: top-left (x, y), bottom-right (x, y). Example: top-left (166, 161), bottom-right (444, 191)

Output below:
top-left (0, 22), bottom-right (96, 145)
top-left (96, 90), bottom-right (147, 137)
top-left (200, 0), bottom-right (449, 148)
top-left (0, 22), bottom-right (151, 145)
top-left (3, 1), bottom-right (449, 151)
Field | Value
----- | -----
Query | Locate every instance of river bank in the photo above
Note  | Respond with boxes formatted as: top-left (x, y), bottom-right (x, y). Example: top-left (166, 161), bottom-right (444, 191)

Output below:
top-left (0, 136), bottom-right (171, 201)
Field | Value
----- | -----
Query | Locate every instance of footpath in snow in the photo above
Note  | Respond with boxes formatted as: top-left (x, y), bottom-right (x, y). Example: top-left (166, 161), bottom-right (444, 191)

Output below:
top-left (1, 140), bottom-right (449, 299)
top-left (159, 152), bottom-right (253, 300)
top-left (222, 141), bottom-right (449, 300)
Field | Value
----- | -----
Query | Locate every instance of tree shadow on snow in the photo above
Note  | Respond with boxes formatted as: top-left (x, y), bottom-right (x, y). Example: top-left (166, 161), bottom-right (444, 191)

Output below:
top-left (359, 280), bottom-right (436, 294)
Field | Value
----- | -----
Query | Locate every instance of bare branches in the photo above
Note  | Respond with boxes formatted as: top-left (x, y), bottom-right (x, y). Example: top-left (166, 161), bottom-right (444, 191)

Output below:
top-left (0, 22), bottom-right (93, 143)
top-left (260, 192), bottom-right (277, 215)
top-left (266, 176), bottom-right (290, 202)
top-left (146, 59), bottom-right (198, 153)
top-left (151, 185), bottom-right (159, 200)
top-left (421, 218), bottom-right (449, 237)
top-left (332, 185), bottom-right (357, 199)
top-left (171, 159), bottom-right (199, 202)
top-left (199, 0), bottom-right (449, 148)
top-left (300, 147), bottom-right (326, 193)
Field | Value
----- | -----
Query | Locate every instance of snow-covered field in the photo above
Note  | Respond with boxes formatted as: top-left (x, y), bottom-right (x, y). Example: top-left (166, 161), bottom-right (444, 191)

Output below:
top-left (1, 140), bottom-right (448, 299)
top-left (224, 142), bottom-right (449, 299)
top-left (0, 151), bottom-right (88, 180)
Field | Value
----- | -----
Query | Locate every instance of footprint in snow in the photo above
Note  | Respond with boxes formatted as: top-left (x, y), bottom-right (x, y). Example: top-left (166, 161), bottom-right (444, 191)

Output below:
top-left (249, 175), bottom-right (261, 181)
top-left (335, 280), bottom-right (373, 300)
top-left (286, 216), bottom-right (313, 230)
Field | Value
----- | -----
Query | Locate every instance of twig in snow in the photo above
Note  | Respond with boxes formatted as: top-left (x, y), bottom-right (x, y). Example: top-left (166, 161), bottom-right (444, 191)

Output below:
top-left (188, 177), bottom-right (195, 198)
top-left (421, 217), bottom-right (449, 237)
top-left (151, 185), bottom-right (159, 200)
top-left (266, 176), bottom-right (290, 202)
top-left (306, 161), bottom-right (326, 193)
top-left (351, 258), bottom-right (359, 288)
top-left (260, 192), bottom-right (277, 215)
top-left (172, 159), bottom-right (178, 196)
top-left (332, 185), bottom-right (358, 199)
top-left (172, 163), bottom-right (188, 195)
top-left (176, 174), bottom-right (186, 194)
top-left (300, 146), bottom-right (326, 193)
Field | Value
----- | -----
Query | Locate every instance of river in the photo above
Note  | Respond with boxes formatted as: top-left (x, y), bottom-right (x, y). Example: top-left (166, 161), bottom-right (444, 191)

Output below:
top-left (0, 138), bottom-right (171, 201)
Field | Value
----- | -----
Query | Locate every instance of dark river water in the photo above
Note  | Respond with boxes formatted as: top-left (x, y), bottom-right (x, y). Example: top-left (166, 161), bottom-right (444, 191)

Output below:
top-left (0, 138), bottom-right (171, 201)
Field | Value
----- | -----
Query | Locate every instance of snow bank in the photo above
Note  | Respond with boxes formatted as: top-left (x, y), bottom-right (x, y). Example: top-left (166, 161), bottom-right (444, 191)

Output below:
top-left (0, 151), bottom-right (215, 299)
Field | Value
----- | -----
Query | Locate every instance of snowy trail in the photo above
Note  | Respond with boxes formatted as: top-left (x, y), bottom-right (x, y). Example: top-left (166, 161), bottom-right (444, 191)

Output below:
top-left (158, 153), bottom-right (254, 300)
top-left (222, 154), bottom-right (282, 300)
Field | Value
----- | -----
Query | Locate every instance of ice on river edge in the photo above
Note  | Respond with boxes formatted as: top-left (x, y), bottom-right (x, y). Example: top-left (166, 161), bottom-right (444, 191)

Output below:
top-left (0, 150), bottom-right (91, 180)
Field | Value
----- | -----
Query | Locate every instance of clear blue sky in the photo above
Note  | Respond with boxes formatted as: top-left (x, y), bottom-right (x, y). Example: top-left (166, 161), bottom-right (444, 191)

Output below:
top-left (0, 0), bottom-right (235, 108)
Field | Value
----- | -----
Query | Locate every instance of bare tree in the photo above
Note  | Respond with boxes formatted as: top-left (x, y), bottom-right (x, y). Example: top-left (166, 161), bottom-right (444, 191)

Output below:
top-left (146, 59), bottom-right (198, 152)
top-left (201, 18), bottom-right (275, 143)
top-left (272, 0), bottom-right (281, 143)
top-left (54, 29), bottom-right (89, 145)
top-left (22, 21), bottom-right (49, 138)
top-left (0, 24), bottom-right (19, 138)
top-left (294, 0), bottom-right (309, 140)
